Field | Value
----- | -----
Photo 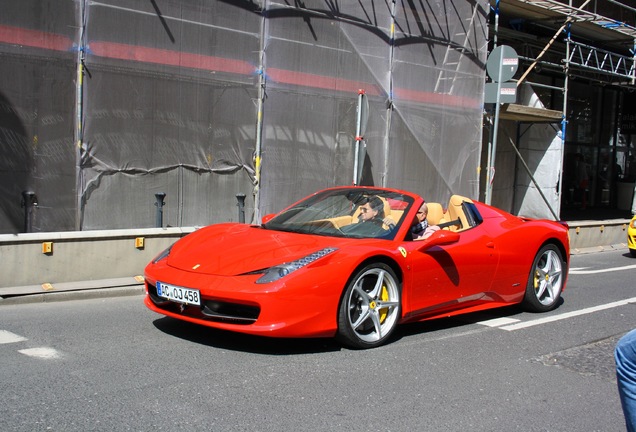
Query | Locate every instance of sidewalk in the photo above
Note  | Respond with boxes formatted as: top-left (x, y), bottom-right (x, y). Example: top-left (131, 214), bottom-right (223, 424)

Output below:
top-left (0, 277), bottom-right (145, 306)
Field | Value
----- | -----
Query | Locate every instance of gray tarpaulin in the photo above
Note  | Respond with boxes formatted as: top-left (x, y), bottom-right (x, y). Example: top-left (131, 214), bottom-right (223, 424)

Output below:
top-left (0, 0), bottom-right (488, 233)
top-left (0, 0), bottom-right (78, 232)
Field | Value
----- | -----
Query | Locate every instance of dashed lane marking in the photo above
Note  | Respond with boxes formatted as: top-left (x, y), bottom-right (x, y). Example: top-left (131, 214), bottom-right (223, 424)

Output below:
top-left (475, 317), bottom-right (521, 327)
top-left (570, 264), bottom-right (636, 275)
top-left (499, 297), bottom-right (636, 331)
top-left (18, 347), bottom-right (62, 359)
top-left (1, 329), bottom-right (62, 359)
top-left (0, 330), bottom-right (27, 344)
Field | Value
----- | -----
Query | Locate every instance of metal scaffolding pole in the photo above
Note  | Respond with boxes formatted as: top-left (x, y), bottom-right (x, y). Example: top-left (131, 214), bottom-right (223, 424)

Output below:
top-left (558, 17), bottom-right (572, 219)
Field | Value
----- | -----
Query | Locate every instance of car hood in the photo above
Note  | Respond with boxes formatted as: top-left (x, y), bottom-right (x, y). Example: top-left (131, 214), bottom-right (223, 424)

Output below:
top-left (166, 223), bottom-right (344, 276)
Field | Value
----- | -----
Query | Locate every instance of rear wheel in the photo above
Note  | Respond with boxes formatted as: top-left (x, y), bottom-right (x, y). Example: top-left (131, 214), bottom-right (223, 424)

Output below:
top-left (337, 263), bottom-right (401, 349)
top-left (522, 244), bottom-right (565, 312)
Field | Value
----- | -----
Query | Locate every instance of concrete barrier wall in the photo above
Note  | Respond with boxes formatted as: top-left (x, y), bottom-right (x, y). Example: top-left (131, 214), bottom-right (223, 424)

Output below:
top-left (0, 227), bottom-right (195, 289)
top-left (0, 220), bottom-right (630, 292)
top-left (567, 219), bottom-right (631, 252)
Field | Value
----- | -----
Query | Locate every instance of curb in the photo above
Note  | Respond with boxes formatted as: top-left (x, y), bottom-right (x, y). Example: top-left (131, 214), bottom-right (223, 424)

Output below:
top-left (0, 285), bottom-right (144, 306)
top-left (570, 243), bottom-right (628, 255)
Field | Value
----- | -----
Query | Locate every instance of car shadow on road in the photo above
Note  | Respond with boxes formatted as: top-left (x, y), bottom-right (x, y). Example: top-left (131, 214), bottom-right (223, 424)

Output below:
top-left (152, 317), bottom-right (342, 355)
top-left (393, 303), bottom-right (540, 340)
top-left (152, 300), bottom-right (565, 353)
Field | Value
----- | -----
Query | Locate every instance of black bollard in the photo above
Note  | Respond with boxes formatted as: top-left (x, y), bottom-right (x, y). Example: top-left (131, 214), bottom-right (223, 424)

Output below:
top-left (21, 191), bottom-right (38, 233)
top-left (236, 193), bottom-right (246, 223)
top-left (154, 193), bottom-right (166, 228)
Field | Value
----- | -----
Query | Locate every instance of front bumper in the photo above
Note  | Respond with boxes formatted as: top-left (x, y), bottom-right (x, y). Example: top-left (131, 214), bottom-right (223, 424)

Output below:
top-left (143, 267), bottom-right (343, 338)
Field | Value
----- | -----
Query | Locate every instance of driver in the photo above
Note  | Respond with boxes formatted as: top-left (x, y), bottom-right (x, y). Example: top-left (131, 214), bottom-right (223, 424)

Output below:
top-left (358, 196), bottom-right (384, 223)
top-left (341, 196), bottom-right (394, 236)
top-left (358, 196), bottom-right (396, 228)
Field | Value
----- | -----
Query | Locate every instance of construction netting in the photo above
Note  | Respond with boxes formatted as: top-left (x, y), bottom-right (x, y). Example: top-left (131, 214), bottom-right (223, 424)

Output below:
top-left (0, 0), bottom-right (488, 233)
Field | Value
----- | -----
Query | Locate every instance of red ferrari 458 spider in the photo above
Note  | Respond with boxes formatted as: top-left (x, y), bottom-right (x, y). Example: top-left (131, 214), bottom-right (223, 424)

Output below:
top-left (144, 186), bottom-right (569, 349)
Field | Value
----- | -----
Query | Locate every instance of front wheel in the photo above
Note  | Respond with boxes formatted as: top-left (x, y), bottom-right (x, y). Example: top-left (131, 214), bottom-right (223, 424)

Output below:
top-left (522, 244), bottom-right (566, 312)
top-left (337, 263), bottom-right (401, 349)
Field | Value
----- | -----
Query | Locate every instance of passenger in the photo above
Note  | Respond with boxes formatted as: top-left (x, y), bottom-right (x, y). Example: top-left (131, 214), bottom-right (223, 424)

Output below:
top-left (411, 202), bottom-right (440, 240)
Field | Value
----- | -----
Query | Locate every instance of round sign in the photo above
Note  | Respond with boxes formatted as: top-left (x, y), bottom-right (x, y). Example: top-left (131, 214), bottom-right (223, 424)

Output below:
top-left (486, 45), bottom-right (519, 83)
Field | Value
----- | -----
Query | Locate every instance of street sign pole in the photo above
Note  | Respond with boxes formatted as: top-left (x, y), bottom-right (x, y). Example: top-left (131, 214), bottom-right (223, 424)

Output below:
top-left (353, 90), bottom-right (368, 185)
top-left (484, 45), bottom-right (518, 205)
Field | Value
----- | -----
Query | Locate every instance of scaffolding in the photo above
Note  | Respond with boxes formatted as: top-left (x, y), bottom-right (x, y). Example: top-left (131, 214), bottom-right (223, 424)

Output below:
top-left (516, 0), bottom-right (636, 38)
top-left (488, 0), bottom-right (636, 218)
top-left (494, 0), bottom-right (635, 86)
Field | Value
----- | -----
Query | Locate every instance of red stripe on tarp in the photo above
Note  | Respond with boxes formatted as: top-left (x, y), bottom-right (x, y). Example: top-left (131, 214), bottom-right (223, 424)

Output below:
top-left (0, 24), bottom-right (73, 52)
top-left (0, 24), bottom-right (482, 108)
top-left (394, 87), bottom-right (481, 109)
top-left (89, 41), bottom-right (384, 97)
top-left (267, 68), bottom-right (381, 96)
top-left (89, 41), bottom-right (256, 76)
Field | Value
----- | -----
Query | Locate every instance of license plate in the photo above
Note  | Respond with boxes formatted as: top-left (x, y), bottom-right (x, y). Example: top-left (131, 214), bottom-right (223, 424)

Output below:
top-left (156, 282), bottom-right (201, 306)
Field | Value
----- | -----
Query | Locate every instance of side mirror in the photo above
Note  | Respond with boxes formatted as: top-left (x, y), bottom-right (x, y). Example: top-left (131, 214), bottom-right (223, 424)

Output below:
top-left (261, 213), bottom-right (276, 224)
top-left (417, 230), bottom-right (460, 251)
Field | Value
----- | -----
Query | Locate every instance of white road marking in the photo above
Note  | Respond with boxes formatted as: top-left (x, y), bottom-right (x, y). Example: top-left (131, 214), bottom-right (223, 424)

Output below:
top-left (476, 317), bottom-right (521, 327)
top-left (18, 347), bottom-right (62, 359)
top-left (570, 264), bottom-right (636, 275)
top-left (0, 330), bottom-right (27, 344)
top-left (500, 297), bottom-right (636, 331)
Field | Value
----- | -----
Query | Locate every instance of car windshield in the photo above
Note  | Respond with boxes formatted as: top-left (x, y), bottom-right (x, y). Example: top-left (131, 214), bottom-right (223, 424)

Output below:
top-left (263, 188), bottom-right (415, 240)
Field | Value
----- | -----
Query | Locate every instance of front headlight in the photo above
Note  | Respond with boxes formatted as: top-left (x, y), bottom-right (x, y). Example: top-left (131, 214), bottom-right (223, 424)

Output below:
top-left (254, 247), bottom-right (338, 284)
top-left (631, 218), bottom-right (636, 229)
top-left (151, 244), bottom-right (174, 263)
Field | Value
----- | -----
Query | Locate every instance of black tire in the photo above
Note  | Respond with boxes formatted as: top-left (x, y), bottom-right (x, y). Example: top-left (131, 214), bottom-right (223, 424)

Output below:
top-left (630, 249), bottom-right (636, 258)
top-left (337, 263), bottom-right (401, 349)
top-left (522, 244), bottom-right (566, 312)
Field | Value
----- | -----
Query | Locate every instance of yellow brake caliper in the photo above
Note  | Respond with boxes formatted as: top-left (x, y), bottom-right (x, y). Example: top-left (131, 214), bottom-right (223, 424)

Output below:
top-left (534, 270), bottom-right (548, 290)
top-left (379, 284), bottom-right (389, 323)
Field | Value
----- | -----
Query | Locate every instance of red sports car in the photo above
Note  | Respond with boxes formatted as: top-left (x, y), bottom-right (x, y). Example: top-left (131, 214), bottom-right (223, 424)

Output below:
top-left (144, 186), bottom-right (569, 349)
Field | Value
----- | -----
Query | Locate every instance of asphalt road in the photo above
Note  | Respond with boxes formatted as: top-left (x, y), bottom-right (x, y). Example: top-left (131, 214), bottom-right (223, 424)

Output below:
top-left (1, 249), bottom-right (635, 432)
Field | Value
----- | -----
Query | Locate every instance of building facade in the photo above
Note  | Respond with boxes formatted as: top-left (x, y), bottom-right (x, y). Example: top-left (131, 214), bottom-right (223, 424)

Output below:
top-left (486, 0), bottom-right (636, 219)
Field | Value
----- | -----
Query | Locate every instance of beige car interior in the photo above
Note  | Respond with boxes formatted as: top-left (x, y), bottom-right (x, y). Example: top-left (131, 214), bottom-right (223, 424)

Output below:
top-left (426, 195), bottom-right (474, 232)
top-left (308, 197), bottom-right (403, 231)
top-left (305, 194), bottom-right (473, 233)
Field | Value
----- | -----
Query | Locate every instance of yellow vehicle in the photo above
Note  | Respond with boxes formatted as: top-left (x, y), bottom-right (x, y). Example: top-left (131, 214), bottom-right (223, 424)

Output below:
top-left (629, 215), bottom-right (636, 257)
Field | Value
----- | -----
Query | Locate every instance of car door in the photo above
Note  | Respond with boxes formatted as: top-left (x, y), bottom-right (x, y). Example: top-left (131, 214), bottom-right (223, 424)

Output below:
top-left (399, 226), bottom-right (499, 320)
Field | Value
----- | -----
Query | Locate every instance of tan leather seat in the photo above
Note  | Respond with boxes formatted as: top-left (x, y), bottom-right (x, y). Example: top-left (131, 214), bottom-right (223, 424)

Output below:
top-left (445, 195), bottom-right (473, 231)
top-left (426, 202), bottom-right (445, 226)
